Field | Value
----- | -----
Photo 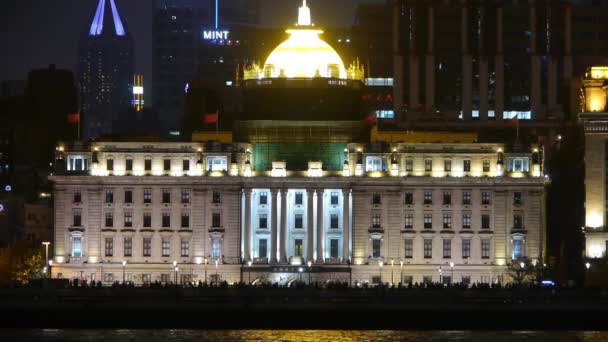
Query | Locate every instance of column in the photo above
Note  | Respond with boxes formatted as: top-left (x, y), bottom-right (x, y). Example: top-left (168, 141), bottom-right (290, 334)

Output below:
top-left (461, 3), bottom-right (472, 120)
top-left (495, 4), bottom-right (504, 119)
top-left (530, 3), bottom-right (543, 120)
top-left (342, 189), bottom-right (350, 263)
top-left (306, 189), bottom-right (314, 263)
top-left (425, 6), bottom-right (435, 111)
top-left (279, 189), bottom-right (287, 263)
top-left (244, 189), bottom-right (251, 262)
top-left (270, 189), bottom-right (279, 263)
top-left (316, 189), bottom-right (324, 263)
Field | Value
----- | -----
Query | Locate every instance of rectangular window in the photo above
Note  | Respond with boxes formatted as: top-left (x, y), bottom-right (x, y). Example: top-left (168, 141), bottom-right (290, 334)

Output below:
top-left (330, 214), bottom-right (339, 228)
top-left (212, 237), bottom-right (222, 258)
top-left (294, 214), bottom-right (303, 228)
top-left (508, 157), bottom-right (530, 172)
top-left (482, 214), bottom-right (490, 229)
top-left (462, 213), bottom-right (471, 229)
top-left (181, 213), bottom-right (190, 228)
top-left (163, 159), bottom-right (171, 171)
top-left (143, 212), bottom-right (151, 227)
top-left (182, 159), bottom-right (190, 172)
top-left (443, 212), bottom-right (452, 229)
top-left (404, 213), bottom-right (413, 228)
top-left (513, 214), bottom-right (523, 229)
top-left (162, 213), bottom-right (171, 228)
top-left (259, 214), bottom-right (268, 228)
top-left (212, 213), bottom-right (221, 227)
top-left (462, 239), bottom-right (471, 258)
top-left (513, 239), bottom-right (523, 259)
top-left (124, 211), bottom-right (133, 227)
top-left (425, 159), bottom-right (433, 171)
top-left (181, 190), bottom-right (190, 204)
top-left (212, 191), bottom-right (221, 204)
top-left (483, 160), bottom-right (490, 172)
top-left (481, 239), bottom-right (490, 259)
top-left (143, 189), bottom-right (152, 204)
top-left (462, 191), bottom-right (471, 205)
top-left (294, 239), bottom-right (303, 257)
top-left (104, 273), bottom-right (114, 284)
top-left (424, 213), bottom-right (432, 229)
top-left (330, 239), bottom-right (339, 258)
top-left (372, 239), bottom-right (381, 258)
top-left (405, 192), bottom-right (413, 205)
top-left (295, 193), bottom-right (303, 205)
top-left (372, 212), bottom-right (381, 228)
top-left (372, 193), bottom-right (381, 204)
top-left (443, 191), bottom-right (451, 205)
top-left (126, 159), bottom-right (133, 172)
top-left (259, 239), bottom-right (268, 258)
top-left (514, 192), bottom-right (522, 205)
top-left (461, 276), bottom-right (471, 285)
top-left (160, 274), bottom-right (170, 284)
top-left (105, 190), bottom-right (114, 204)
top-left (106, 159), bottom-right (114, 171)
top-left (162, 190), bottom-right (171, 204)
top-left (404, 239), bottom-right (413, 258)
top-left (162, 238), bottom-right (170, 257)
top-left (73, 211), bottom-right (82, 227)
top-left (207, 156), bottom-right (228, 172)
top-left (124, 190), bottom-right (132, 204)
top-left (143, 238), bottom-right (151, 257)
top-left (405, 159), bottom-right (413, 171)
top-left (181, 239), bottom-right (189, 257)
top-left (423, 239), bottom-right (432, 258)
top-left (144, 159), bottom-right (152, 171)
top-left (105, 212), bottom-right (113, 227)
top-left (124, 238), bottom-right (132, 257)
top-left (443, 239), bottom-right (452, 258)
top-left (259, 192), bottom-right (268, 205)
top-left (463, 159), bottom-right (471, 172)
top-left (424, 191), bottom-right (432, 204)
top-left (481, 191), bottom-right (491, 205)
top-left (444, 159), bottom-right (452, 172)
top-left (74, 191), bottom-right (82, 203)
top-left (105, 238), bottom-right (113, 257)
top-left (72, 236), bottom-right (82, 257)
top-left (331, 192), bottom-right (339, 205)
top-left (142, 274), bottom-right (151, 284)
top-left (366, 156), bottom-right (384, 172)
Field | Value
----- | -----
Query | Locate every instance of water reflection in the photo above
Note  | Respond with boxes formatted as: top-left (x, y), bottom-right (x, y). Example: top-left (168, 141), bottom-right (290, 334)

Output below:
top-left (5, 330), bottom-right (608, 341)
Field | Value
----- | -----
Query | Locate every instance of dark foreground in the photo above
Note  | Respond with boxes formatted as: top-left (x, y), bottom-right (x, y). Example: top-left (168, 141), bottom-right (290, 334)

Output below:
top-left (2, 286), bottom-right (608, 330)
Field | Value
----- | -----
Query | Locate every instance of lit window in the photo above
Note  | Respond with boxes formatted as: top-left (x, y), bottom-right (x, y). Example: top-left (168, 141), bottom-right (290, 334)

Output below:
top-left (404, 239), bottom-right (413, 258)
top-left (423, 239), bottom-right (432, 258)
top-left (181, 239), bottom-right (189, 257)
top-left (72, 236), bottom-right (82, 257)
top-left (512, 239), bottom-right (524, 260)
top-left (424, 213), bottom-right (432, 229)
top-left (207, 156), bottom-right (228, 172)
top-left (372, 212), bottom-right (381, 228)
top-left (259, 192), bottom-right (268, 205)
top-left (404, 213), bottom-right (413, 228)
top-left (105, 238), bottom-right (113, 257)
top-left (143, 238), bottom-right (151, 257)
top-left (443, 212), bottom-right (452, 229)
top-left (481, 239), bottom-right (490, 259)
top-left (462, 239), bottom-right (471, 258)
top-left (424, 191), bottom-right (432, 204)
top-left (124, 238), bottom-right (132, 257)
top-left (211, 238), bottom-right (221, 259)
top-left (143, 189), bottom-right (152, 203)
top-left (181, 190), bottom-right (190, 204)
top-left (481, 191), bottom-right (491, 205)
top-left (366, 156), bottom-right (385, 172)
top-left (331, 192), bottom-right (339, 205)
top-left (443, 239), bottom-right (452, 258)
top-left (462, 213), bottom-right (471, 229)
top-left (124, 211), bottom-right (132, 227)
top-left (483, 160), bottom-right (490, 172)
top-left (67, 155), bottom-right (88, 171)
top-left (462, 191), bottom-right (471, 205)
top-left (162, 238), bottom-right (170, 257)
top-left (508, 157), bottom-right (530, 172)
top-left (372, 239), bottom-right (381, 258)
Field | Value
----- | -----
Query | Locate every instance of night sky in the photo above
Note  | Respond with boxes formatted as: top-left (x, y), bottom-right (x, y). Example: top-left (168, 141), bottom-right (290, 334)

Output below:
top-left (0, 0), bottom-right (383, 89)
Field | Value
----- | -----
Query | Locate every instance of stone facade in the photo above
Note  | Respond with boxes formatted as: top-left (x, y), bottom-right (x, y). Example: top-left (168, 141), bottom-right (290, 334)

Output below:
top-left (50, 141), bottom-right (547, 285)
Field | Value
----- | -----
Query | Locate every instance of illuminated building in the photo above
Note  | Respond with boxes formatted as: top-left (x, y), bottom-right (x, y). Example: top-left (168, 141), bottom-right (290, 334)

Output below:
top-left (50, 2), bottom-right (547, 286)
top-left (580, 66), bottom-right (608, 259)
top-left (78, 0), bottom-right (134, 140)
top-left (132, 74), bottom-right (144, 112)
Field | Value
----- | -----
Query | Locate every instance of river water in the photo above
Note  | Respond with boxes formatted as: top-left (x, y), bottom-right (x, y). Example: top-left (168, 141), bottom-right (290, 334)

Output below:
top-left (1, 330), bottom-right (606, 341)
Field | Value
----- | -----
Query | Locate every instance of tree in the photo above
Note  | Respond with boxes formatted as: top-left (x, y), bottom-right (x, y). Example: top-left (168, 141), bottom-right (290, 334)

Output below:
top-left (508, 260), bottom-right (535, 285)
top-left (0, 242), bottom-right (44, 286)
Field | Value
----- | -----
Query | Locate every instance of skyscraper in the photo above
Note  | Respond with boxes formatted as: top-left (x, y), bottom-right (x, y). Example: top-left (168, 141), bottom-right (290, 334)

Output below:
top-left (78, 0), bottom-right (134, 140)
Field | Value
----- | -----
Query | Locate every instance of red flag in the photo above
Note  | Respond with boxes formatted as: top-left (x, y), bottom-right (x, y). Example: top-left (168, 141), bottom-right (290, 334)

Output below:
top-left (203, 112), bottom-right (218, 125)
top-left (67, 113), bottom-right (80, 124)
top-left (506, 116), bottom-right (518, 127)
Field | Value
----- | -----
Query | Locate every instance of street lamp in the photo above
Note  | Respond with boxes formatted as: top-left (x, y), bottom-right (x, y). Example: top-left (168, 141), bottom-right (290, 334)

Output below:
top-left (438, 267), bottom-right (443, 284)
top-left (42, 241), bottom-right (50, 277)
top-left (122, 260), bottom-right (127, 284)
top-left (449, 262), bottom-right (454, 284)
top-left (174, 266), bottom-right (179, 285)
top-left (399, 260), bottom-right (404, 285)
top-left (586, 262), bottom-right (591, 270)
top-left (520, 261), bottom-right (525, 269)
top-left (307, 260), bottom-right (312, 284)
top-left (390, 259), bottom-right (394, 285)
top-left (298, 267), bottom-right (303, 282)
top-left (378, 261), bottom-right (384, 285)
top-left (247, 260), bottom-right (252, 284)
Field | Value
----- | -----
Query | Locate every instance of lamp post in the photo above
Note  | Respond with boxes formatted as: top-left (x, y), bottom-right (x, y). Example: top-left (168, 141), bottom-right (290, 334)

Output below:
top-left (247, 260), bottom-right (252, 284)
top-left (173, 261), bottom-right (178, 285)
top-left (122, 260), bottom-right (127, 284)
top-left (307, 260), bottom-right (312, 284)
top-left (378, 261), bottom-right (384, 285)
top-left (400, 260), bottom-right (404, 285)
top-left (298, 267), bottom-right (303, 282)
top-left (42, 241), bottom-right (50, 277)
top-left (449, 262), bottom-right (454, 284)
top-left (174, 266), bottom-right (179, 285)
top-left (438, 267), bottom-right (443, 285)
top-left (390, 259), bottom-right (394, 285)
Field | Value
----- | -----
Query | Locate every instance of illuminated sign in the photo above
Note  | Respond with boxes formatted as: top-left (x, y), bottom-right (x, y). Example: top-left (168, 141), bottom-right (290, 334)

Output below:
top-left (4, 185), bottom-right (11, 192)
top-left (203, 30), bottom-right (230, 40)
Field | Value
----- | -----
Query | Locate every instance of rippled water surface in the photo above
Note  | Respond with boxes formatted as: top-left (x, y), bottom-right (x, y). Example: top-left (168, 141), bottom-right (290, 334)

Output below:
top-left (1, 330), bottom-right (607, 342)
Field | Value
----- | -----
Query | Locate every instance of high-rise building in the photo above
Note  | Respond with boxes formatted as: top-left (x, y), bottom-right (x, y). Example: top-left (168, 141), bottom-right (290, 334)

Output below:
top-left (78, 0), bottom-right (134, 140)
